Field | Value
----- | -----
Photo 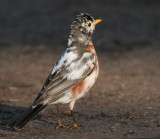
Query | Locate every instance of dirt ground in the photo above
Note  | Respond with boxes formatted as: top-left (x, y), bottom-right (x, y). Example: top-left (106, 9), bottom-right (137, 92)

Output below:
top-left (0, 0), bottom-right (160, 138)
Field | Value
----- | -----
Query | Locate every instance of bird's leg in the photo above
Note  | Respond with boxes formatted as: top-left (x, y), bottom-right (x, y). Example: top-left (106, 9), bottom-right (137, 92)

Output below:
top-left (70, 108), bottom-right (81, 128)
top-left (55, 104), bottom-right (69, 129)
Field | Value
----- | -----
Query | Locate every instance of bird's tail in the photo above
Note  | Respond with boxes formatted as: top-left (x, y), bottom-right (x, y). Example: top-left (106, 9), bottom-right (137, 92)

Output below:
top-left (11, 104), bottom-right (47, 130)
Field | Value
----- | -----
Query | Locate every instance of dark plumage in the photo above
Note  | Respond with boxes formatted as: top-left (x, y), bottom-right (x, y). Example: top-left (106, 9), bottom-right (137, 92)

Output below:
top-left (11, 104), bottom-right (47, 130)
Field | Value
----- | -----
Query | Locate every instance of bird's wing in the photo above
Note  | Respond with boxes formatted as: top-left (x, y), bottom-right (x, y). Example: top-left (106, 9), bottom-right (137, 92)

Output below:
top-left (33, 48), bottom-right (95, 106)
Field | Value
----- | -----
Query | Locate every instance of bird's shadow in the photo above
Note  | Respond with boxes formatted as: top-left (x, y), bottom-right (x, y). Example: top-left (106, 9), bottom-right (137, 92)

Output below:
top-left (0, 103), bottom-right (108, 132)
top-left (0, 104), bottom-right (43, 131)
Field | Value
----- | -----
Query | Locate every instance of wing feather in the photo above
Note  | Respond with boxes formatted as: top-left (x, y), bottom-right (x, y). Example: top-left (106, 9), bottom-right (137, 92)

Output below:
top-left (33, 49), bottom-right (95, 105)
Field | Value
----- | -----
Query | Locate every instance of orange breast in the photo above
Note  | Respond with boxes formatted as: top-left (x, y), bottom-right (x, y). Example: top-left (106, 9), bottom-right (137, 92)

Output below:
top-left (71, 41), bottom-right (99, 99)
top-left (72, 80), bottom-right (86, 98)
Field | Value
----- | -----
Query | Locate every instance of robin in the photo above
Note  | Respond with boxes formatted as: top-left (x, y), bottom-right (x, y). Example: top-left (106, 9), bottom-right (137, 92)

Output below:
top-left (12, 13), bottom-right (102, 130)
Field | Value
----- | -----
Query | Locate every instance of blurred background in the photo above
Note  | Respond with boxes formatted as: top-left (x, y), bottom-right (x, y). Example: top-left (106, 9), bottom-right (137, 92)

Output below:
top-left (0, 0), bottom-right (160, 138)
top-left (0, 0), bottom-right (159, 49)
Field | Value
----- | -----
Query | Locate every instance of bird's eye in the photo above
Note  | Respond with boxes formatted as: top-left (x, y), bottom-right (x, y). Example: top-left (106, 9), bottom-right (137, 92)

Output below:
top-left (88, 23), bottom-right (91, 27)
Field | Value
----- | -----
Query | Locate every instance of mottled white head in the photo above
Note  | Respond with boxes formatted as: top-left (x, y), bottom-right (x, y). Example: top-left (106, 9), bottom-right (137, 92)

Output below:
top-left (68, 13), bottom-right (102, 47)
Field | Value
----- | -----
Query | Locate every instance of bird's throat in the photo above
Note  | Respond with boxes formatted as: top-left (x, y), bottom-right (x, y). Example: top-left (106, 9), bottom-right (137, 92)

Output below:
top-left (68, 35), bottom-right (90, 48)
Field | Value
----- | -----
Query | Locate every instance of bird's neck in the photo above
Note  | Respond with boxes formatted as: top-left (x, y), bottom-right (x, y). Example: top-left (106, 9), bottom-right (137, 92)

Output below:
top-left (68, 34), bottom-right (91, 48)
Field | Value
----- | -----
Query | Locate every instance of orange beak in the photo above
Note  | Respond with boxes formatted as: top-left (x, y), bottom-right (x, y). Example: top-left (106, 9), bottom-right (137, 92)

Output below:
top-left (94, 19), bottom-right (102, 26)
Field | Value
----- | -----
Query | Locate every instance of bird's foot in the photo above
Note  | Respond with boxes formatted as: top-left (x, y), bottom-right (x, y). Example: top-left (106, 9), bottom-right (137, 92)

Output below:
top-left (70, 123), bottom-right (81, 129)
top-left (56, 124), bottom-right (70, 129)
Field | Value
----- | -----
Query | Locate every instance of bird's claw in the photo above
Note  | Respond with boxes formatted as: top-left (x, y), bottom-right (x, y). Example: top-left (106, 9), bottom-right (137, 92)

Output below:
top-left (70, 123), bottom-right (81, 129)
top-left (56, 124), bottom-right (70, 129)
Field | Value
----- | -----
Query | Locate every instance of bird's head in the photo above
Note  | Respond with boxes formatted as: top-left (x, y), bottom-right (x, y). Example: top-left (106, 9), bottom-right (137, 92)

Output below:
top-left (69, 13), bottom-right (102, 46)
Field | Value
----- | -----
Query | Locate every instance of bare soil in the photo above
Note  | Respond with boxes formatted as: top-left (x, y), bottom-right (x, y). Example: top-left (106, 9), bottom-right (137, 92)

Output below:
top-left (0, 0), bottom-right (160, 138)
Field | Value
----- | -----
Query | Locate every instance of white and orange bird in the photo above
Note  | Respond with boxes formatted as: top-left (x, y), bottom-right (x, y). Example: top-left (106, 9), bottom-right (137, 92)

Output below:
top-left (12, 13), bottom-right (102, 130)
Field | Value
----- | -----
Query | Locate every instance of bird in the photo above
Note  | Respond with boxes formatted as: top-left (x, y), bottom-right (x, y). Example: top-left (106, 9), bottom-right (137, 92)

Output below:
top-left (11, 13), bottom-right (102, 130)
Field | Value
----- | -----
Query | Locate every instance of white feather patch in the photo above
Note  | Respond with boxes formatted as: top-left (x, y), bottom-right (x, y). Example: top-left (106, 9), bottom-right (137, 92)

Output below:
top-left (51, 49), bottom-right (78, 75)
top-left (68, 38), bottom-right (72, 46)
top-left (69, 100), bottom-right (75, 110)
top-left (64, 52), bottom-right (95, 80)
